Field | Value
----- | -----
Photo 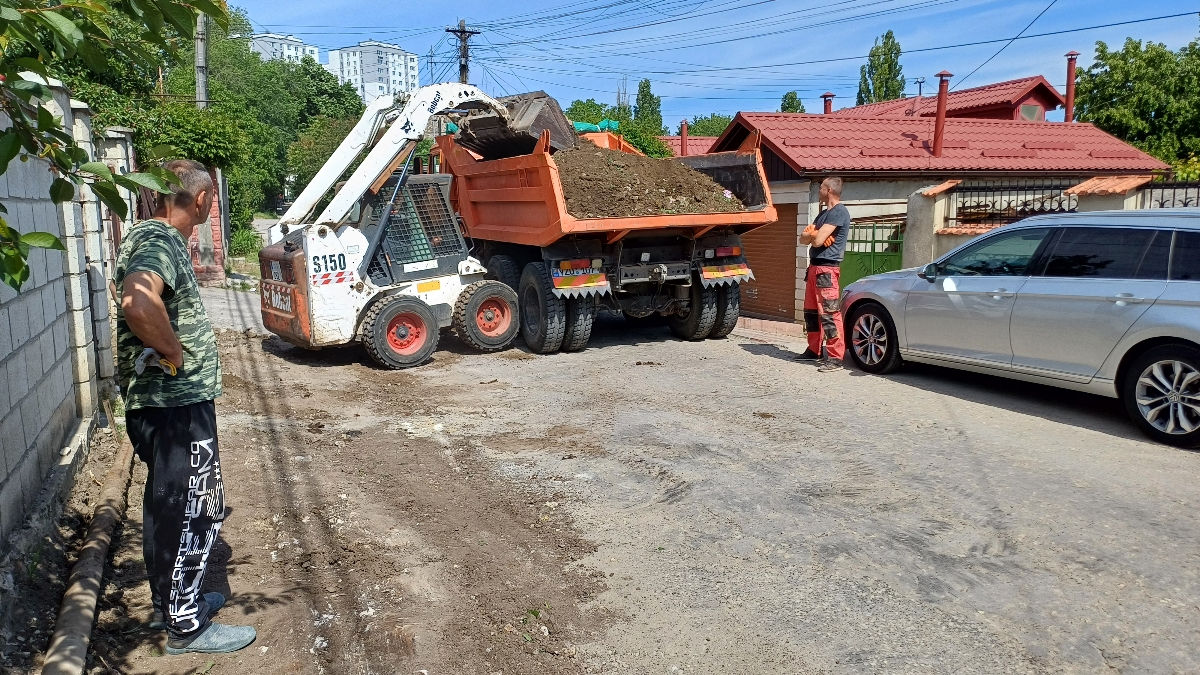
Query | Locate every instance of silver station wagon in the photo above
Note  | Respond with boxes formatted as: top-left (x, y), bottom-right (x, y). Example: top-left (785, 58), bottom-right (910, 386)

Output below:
top-left (841, 209), bottom-right (1200, 448)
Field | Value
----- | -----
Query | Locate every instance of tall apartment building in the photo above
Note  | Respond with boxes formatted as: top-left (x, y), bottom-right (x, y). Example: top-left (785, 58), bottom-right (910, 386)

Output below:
top-left (325, 40), bottom-right (420, 104)
top-left (249, 33), bottom-right (319, 63)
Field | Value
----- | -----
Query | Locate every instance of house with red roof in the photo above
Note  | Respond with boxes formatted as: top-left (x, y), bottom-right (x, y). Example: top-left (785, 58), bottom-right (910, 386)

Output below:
top-left (659, 134), bottom-right (717, 157)
top-left (828, 75), bottom-right (1065, 122)
top-left (706, 66), bottom-right (1170, 323)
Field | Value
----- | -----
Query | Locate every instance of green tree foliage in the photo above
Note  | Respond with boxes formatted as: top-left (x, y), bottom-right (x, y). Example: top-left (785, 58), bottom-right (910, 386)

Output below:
top-left (856, 30), bottom-right (905, 105)
top-left (680, 113), bottom-right (733, 137)
top-left (1075, 35), bottom-right (1200, 163)
top-left (287, 116), bottom-right (358, 195)
top-left (565, 98), bottom-right (606, 124)
top-left (780, 91), bottom-right (805, 113)
top-left (634, 79), bottom-right (665, 135)
top-left (0, 0), bottom-right (225, 290)
top-left (564, 97), bottom-right (671, 157)
top-left (160, 10), bottom-right (366, 229)
top-left (293, 57), bottom-right (364, 123)
top-left (1175, 155), bottom-right (1200, 181)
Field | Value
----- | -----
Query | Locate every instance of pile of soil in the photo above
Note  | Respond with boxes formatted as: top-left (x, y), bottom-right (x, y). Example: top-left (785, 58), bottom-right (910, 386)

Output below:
top-left (554, 145), bottom-right (744, 218)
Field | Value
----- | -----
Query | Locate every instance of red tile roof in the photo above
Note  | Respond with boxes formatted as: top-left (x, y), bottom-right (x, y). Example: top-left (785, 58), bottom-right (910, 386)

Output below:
top-left (939, 224), bottom-right (1003, 236)
top-left (1064, 175), bottom-right (1155, 196)
top-left (922, 179), bottom-right (962, 196)
top-left (712, 113), bottom-right (1170, 174)
top-left (659, 135), bottom-right (717, 156)
top-left (830, 76), bottom-right (1064, 118)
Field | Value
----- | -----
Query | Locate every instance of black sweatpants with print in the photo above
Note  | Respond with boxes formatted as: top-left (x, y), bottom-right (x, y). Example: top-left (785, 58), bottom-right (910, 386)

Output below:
top-left (126, 400), bottom-right (225, 642)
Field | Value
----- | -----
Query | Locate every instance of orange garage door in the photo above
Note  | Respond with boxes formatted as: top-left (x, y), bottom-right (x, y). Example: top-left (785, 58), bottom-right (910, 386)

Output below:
top-left (740, 203), bottom-right (798, 321)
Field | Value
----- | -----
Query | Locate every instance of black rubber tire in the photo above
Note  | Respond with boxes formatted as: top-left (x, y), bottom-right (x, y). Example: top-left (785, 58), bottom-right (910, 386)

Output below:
top-left (844, 302), bottom-right (902, 374)
top-left (485, 254), bottom-right (522, 291)
top-left (519, 262), bottom-right (567, 354)
top-left (709, 284), bottom-right (741, 339)
top-left (562, 295), bottom-right (597, 352)
top-left (453, 280), bottom-right (520, 352)
top-left (668, 282), bottom-right (719, 341)
top-left (1121, 343), bottom-right (1200, 448)
top-left (361, 295), bottom-right (440, 369)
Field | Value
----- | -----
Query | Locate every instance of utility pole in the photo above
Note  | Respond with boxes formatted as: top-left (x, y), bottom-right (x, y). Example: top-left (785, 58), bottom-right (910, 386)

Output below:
top-left (427, 46), bottom-right (434, 85)
top-left (446, 20), bottom-right (479, 84)
top-left (195, 13), bottom-right (208, 109)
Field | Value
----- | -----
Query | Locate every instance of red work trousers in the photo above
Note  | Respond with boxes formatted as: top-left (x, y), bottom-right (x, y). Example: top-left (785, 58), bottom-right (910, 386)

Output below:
top-left (804, 265), bottom-right (844, 360)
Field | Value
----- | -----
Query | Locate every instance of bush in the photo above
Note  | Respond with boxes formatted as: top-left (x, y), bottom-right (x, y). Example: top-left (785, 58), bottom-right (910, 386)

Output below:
top-left (229, 227), bottom-right (263, 257)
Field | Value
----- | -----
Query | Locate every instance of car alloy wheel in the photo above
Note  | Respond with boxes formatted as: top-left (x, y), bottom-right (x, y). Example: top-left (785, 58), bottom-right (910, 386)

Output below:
top-left (1134, 359), bottom-right (1200, 436)
top-left (852, 312), bottom-right (889, 367)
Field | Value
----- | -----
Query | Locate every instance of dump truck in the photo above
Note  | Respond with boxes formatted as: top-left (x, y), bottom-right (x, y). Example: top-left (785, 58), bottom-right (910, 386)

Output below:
top-left (435, 127), bottom-right (777, 353)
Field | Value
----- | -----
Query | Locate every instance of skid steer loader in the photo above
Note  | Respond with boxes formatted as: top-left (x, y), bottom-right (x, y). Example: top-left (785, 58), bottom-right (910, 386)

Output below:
top-left (258, 83), bottom-right (523, 368)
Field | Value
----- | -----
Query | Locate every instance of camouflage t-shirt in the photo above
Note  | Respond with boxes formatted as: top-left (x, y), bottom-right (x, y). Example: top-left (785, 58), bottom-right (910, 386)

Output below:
top-left (115, 219), bottom-right (222, 410)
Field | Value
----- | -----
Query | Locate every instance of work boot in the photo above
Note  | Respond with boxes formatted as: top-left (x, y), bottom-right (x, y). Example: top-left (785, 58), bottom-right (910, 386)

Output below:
top-left (795, 349), bottom-right (822, 361)
top-left (149, 592), bottom-right (227, 630)
top-left (817, 358), bottom-right (844, 372)
top-left (165, 622), bottom-right (257, 655)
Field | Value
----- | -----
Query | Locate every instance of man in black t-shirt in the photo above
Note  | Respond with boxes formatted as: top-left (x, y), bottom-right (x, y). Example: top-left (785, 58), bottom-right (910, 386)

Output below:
top-left (798, 177), bottom-right (851, 372)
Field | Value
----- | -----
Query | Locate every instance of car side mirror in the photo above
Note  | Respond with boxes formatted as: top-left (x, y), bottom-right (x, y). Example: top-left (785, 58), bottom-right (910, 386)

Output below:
top-left (918, 263), bottom-right (939, 281)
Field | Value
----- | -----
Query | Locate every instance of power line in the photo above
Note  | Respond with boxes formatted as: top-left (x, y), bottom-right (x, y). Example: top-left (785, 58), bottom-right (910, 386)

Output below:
top-left (498, 11), bottom-right (1197, 77)
top-left (954, 0), bottom-right (1060, 89)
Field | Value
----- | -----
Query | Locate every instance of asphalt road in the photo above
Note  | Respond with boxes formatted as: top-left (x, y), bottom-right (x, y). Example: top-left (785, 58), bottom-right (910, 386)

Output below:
top-left (201, 289), bottom-right (1200, 673)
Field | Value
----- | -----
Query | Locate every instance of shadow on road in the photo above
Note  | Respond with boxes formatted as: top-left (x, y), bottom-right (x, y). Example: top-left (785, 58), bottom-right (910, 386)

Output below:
top-left (877, 362), bottom-right (1143, 443)
top-left (738, 342), bottom-right (800, 362)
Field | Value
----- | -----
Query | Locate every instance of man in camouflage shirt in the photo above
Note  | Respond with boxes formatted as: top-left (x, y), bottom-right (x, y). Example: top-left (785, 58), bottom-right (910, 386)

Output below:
top-left (115, 159), bottom-right (256, 654)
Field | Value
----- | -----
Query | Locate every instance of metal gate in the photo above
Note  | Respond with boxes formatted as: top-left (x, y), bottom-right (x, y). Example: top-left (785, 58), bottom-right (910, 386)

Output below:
top-left (840, 215), bottom-right (905, 287)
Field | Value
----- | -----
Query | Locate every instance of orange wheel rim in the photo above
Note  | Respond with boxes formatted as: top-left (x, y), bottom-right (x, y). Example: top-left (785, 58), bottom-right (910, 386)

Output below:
top-left (386, 312), bottom-right (426, 356)
top-left (475, 298), bottom-right (512, 338)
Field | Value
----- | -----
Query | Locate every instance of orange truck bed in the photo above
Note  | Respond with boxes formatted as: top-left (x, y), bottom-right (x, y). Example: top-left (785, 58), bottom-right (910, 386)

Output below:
top-left (436, 131), bottom-right (777, 248)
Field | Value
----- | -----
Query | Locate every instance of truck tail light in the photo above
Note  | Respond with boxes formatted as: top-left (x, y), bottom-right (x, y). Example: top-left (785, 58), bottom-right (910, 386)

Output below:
top-left (559, 258), bottom-right (592, 270)
top-left (716, 246), bottom-right (742, 257)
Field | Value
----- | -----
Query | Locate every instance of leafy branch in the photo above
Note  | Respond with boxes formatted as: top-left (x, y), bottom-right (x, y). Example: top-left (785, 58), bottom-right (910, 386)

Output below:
top-left (0, 0), bottom-right (230, 291)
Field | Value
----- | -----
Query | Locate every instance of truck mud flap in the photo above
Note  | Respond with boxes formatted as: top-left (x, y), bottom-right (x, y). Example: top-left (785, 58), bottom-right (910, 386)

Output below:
top-left (699, 262), bottom-right (755, 287)
top-left (550, 272), bottom-right (611, 298)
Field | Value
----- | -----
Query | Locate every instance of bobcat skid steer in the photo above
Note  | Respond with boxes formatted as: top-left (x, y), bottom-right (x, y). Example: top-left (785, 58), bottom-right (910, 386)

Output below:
top-left (258, 83), bottom-right (519, 368)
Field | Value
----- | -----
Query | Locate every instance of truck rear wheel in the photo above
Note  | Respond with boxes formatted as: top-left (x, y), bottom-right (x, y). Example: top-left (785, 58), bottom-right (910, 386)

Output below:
top-left (709, 284), bottom-right (741, 339)
top-left (485, 254), bottom-right (521, 290)
top-left (669, 283), bottom-right (718, 341)
top-left (362, 295), bottom-right (440, 369)
top-left (519, 262), bottom-right (566, 353)
top-left (453, 280), bottom-right (519, 352)
top-left (562, 295), bottom-right (597, 352)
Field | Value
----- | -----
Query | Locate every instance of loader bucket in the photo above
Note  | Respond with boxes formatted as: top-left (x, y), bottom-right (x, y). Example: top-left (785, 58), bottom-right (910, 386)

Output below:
top-left (456, 91), bottom-right (577, 160)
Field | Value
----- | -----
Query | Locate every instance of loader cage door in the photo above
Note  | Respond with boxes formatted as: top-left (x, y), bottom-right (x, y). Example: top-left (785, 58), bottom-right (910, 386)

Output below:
top-left (362, 174), bottom-right (468, 287)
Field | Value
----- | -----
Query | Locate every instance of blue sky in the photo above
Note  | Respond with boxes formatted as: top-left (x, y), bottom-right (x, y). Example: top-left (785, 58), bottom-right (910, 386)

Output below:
top-left (234, 0), bottom-right (1198, 128)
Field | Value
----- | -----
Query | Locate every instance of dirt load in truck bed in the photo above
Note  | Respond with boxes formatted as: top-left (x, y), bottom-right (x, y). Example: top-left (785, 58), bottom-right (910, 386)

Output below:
top-left (553, 145), bottom-right (745, 218)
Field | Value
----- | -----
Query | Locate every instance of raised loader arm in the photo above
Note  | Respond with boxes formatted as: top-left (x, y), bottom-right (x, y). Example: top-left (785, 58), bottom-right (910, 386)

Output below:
top-left (313, 83), bottom-right (509, 228)
top-left (277, 94), bottom-right (399, 229)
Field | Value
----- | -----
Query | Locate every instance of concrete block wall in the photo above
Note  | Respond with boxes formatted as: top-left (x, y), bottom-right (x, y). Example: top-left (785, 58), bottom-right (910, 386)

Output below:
top-left (0, 83), bottom-right (110, 545)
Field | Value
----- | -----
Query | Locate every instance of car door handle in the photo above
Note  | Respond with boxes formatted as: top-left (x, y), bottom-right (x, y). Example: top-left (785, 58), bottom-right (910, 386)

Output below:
top-left (990, 288), bottom-right (1012, 300)
top-left (1113, 293), bottom-right (1144, 306)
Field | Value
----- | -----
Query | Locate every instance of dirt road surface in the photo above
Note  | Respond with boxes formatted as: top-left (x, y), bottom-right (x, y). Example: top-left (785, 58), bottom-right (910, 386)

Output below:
top-left (89, 288), bottom-right (1200, 674)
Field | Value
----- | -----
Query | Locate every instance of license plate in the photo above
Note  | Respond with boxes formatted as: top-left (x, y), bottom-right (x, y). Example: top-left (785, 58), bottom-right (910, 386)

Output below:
top-left (552, 267), bottom-right (601, 277)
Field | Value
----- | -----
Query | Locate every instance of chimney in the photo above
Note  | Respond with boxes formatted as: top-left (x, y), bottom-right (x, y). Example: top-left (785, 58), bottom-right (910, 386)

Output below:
top-left (932, 70), bottom-right (952, 157)
top-left (821, 92), bottom-right (835, 114)
top-left (1064, 50), bottom-right (1080, 123)
top-left (680, 119), bottom-right (689, 156)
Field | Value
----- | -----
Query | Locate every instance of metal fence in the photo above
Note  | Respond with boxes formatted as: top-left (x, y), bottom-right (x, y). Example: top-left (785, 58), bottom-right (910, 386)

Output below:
top-left (947, 180), bottom-right (1078, 227)
top-left (1144, 181), bottom-right (1200, 209)
top-left (842, 214), bottom-right (906, 287)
